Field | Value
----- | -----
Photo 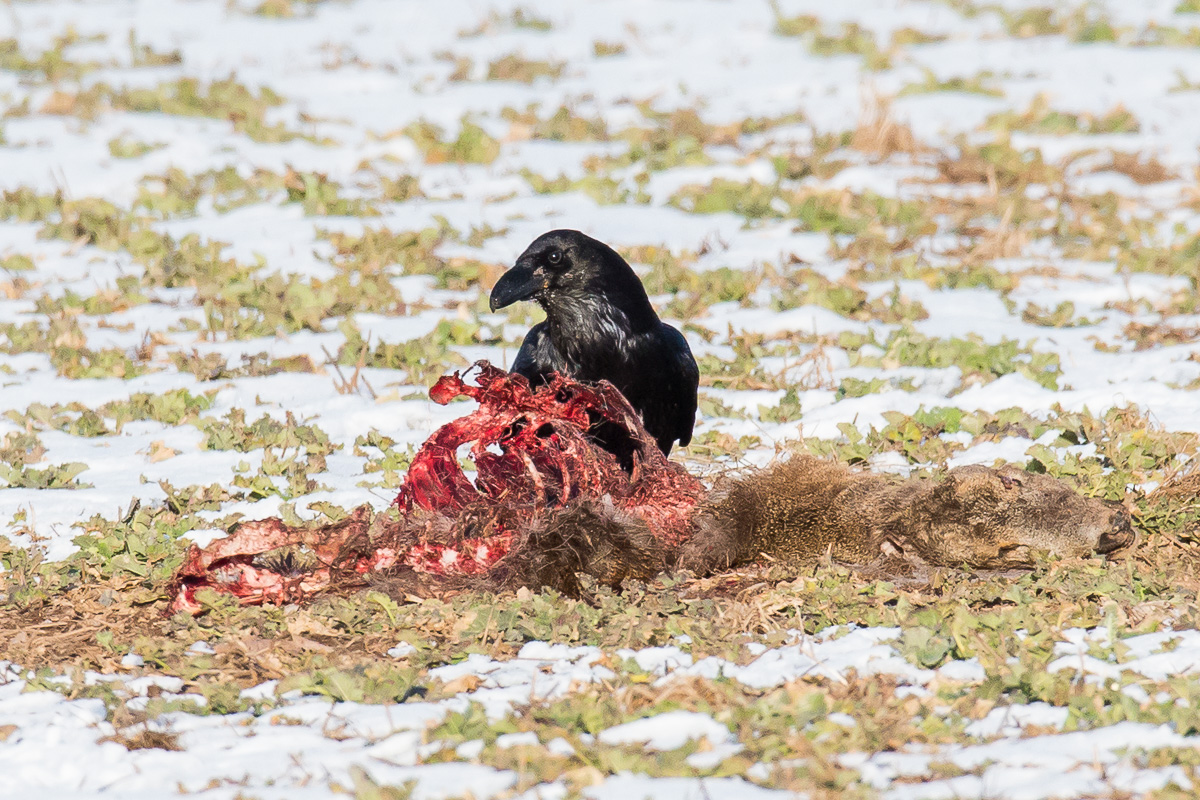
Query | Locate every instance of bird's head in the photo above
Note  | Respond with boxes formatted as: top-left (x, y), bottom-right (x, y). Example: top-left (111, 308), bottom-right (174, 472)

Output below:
top-left (489, 230), bottom-right (656, 325)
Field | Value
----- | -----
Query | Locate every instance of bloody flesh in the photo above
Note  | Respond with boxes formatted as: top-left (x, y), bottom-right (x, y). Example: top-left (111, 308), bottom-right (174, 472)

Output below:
top-left (168, 363), bottom-right (703, 614)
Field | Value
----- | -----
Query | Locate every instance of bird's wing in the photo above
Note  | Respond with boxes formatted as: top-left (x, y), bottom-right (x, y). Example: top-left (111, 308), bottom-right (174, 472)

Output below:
top-left (510, 322), bottom-right (569, 386)
top-left (657, 323), bottom-right (700, 448)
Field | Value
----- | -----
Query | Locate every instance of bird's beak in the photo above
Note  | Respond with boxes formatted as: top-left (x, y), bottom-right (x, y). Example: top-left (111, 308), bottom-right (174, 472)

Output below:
top-left (489, 262), bottom-right (541, 311)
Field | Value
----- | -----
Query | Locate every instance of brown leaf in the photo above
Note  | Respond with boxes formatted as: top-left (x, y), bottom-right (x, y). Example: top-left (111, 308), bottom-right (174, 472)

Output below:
top-left (441, 674), bottom-right (482, 694)
top-left (147, 441), bottom-right (178, 463)
top-left (40, 91), bottom-right (77, 115)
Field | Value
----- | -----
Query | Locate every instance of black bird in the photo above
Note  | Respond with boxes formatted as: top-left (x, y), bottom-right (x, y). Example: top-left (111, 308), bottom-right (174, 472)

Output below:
top-left (489, 229), bottom-right (699, 455)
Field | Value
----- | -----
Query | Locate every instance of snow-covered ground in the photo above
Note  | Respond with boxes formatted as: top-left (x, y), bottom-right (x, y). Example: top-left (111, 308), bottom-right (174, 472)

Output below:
top-left (6, 624), bottom-right (1200, 799)
top-left (2, 0), bottom-right (1200, 797)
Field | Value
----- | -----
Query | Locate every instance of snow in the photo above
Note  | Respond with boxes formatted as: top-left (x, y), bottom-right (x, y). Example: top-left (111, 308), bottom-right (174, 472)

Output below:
top-left (2, 0), bottom-right (1200, 796)
top-left (586, 775), bottom-right (795, 800)
top-left (5, 622), bottom-right (1200, 797)
top-left (1049, 627), bottom-right (1200, 682)
top-left (963, 703), bottom-right (1070, 739)
top-left (597, 710), bottom-right (734, 750)
top-left (425, 645), bottom-right (615, 718)
top-left (666, 626), bottom-right (932, 689)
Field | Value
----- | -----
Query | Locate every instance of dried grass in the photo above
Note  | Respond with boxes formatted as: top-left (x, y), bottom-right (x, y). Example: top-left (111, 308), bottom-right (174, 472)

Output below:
top-left (1123, 320), bottom-right (1200, 350)
top-left (1107, 151), bottom-right (1176, 184)
top-left (101, 727), bottom-right (182, 752)
top-left (850, 91), bottom-right (923, 161)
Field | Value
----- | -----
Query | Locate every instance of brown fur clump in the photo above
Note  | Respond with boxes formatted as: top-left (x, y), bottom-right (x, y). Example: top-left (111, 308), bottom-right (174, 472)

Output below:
top-left (892, 464), bottom-right (1134, 568)
top-left (683, 456), bottom-right (1135, 572)
top-left (486, 499), bottom-right (668, 596)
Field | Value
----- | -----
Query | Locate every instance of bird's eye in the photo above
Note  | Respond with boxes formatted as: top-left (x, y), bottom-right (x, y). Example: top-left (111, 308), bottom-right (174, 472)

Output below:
top-left (546, 249), bottom-right (564, 266)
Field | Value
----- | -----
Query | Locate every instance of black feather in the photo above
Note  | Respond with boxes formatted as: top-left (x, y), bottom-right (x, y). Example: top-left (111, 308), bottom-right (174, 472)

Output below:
top-left (490, 229), bottom-right (699, 454)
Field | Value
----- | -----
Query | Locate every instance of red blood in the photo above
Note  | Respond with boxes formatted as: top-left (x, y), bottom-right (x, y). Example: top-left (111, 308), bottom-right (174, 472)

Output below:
top-left (167, 362), bottom-right (704, 614)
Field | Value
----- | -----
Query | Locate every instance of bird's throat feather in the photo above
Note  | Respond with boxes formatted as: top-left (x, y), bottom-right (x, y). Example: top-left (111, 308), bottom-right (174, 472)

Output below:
top-left (545, 295), bottom-right (635, 374)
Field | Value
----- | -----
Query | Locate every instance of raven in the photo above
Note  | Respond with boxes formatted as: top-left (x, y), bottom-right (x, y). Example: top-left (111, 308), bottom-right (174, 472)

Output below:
top-left (489, 229), bottom-right (699, 455)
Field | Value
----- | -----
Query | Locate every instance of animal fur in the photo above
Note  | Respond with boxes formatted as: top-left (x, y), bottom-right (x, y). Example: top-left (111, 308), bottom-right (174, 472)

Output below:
top-left (682, 456), bottom-right (1136, 573)
top-left (495, 498), bottom-right (668, 594)
top-left (169, 366), bottom-right (1139, 614)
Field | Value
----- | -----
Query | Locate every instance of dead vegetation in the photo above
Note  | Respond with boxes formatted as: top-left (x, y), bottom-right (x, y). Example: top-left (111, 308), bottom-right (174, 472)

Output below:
top-left (850, 92), bottom-right (923, 162)
top-left (1123, 320), bottom-right (1200, 350)
top-left (1105, 151), bottom-right (1177, 184)
top-left (100, 718), bottom-right (182, 752)
top-left (1, 526), bottom-right (1196, 692)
